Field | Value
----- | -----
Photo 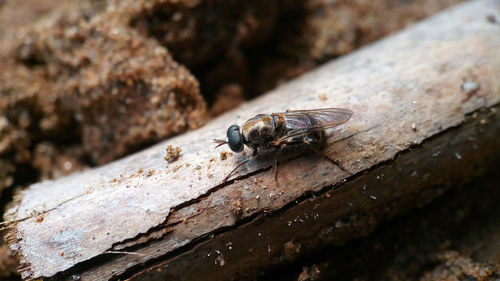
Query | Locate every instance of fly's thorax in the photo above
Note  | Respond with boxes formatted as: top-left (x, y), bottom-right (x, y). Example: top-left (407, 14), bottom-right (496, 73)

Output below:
top-left (241, 114), bottom-right (276, 145)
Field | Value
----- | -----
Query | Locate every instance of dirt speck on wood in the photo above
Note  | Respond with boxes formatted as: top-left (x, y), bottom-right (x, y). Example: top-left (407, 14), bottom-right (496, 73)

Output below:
top-left (164, 145), bottom-right (182, 163)
top-left (231, 200), bottom-right (243, 216)
top-left (220, 151), bottom-right (233, 161)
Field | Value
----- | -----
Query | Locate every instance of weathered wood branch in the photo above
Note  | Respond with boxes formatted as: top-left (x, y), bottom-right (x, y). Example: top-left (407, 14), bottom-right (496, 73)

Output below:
top-left (3, 0), bottom-right (500, 280)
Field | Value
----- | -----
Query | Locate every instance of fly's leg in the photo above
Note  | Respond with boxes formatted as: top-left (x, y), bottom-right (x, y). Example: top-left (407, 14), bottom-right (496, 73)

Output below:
top-left (272, 144), bottom-right (288, 188)
top-left (303, 139), bottom-right (351, 175)
top-left (222, 158), bottom-right (251, 183)
top-left (223, 149), bottom-right (258, 183)
top-left (274, 156), bottom-right (278, 182)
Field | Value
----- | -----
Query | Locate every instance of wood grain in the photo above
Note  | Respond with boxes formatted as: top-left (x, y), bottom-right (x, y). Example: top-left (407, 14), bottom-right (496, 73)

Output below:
top-left (3, 0), bottom-right (500, 280)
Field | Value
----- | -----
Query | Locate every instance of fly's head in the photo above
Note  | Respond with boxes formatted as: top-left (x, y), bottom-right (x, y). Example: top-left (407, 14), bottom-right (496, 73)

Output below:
top-left (214, 124), bottom-right (244, 153)
top-left (226, 125), bottom-right (244, 152)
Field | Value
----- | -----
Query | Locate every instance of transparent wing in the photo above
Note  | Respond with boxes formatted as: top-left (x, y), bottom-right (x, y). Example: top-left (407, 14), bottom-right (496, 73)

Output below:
top-left (275, 108), bottom-right (353, 144)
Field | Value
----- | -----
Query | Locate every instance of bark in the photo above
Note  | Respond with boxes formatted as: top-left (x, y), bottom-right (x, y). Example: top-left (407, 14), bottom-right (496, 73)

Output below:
top-left (3, 0), bottom-right (500, 280)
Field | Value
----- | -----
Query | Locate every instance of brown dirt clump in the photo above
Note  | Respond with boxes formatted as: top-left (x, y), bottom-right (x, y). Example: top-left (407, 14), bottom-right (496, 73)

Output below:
top-left (420, 251), bottom-right (496, 281)
top-left (9, 5), bottom-right (206, 164)
top-left (127, 0), bottom-right (464, 100)
top-left (0, 0), bottom-right (207, 179)
top-left (255, 0), bottom-right (465, 93)
top-left (209, 83), bottom-right (245, 116)
top-left (32, 143), bottom-right (86, 180)
top-left (164, 145), bottom-right (182, 163)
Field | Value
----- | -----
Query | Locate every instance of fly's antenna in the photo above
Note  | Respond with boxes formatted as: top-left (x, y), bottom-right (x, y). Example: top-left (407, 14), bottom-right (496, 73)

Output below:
top-left (213, 139), bottom-right (227, 149)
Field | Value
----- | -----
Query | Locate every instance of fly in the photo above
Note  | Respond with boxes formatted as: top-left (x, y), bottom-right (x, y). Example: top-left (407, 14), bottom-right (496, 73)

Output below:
top-left (214, 108), bottom-right (353, 183)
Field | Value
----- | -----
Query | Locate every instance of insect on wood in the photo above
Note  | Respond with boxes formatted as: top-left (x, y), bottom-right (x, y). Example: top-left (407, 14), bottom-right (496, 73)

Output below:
top-left (214, 108), bottom-right (353, 183)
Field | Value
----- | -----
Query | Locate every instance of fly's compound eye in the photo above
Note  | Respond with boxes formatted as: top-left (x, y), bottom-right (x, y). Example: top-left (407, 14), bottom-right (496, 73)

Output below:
top-left (227, 125), bottom-right (243, 152)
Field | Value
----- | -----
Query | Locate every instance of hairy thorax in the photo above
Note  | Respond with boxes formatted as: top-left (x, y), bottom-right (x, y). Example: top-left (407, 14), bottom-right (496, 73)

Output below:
top-left (241, 114), bottom-right (276, 149)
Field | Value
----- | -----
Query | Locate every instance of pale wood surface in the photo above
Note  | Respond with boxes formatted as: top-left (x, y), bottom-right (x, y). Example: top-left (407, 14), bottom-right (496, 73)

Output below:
top-left (4, 0), bottom-right (500, 280)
